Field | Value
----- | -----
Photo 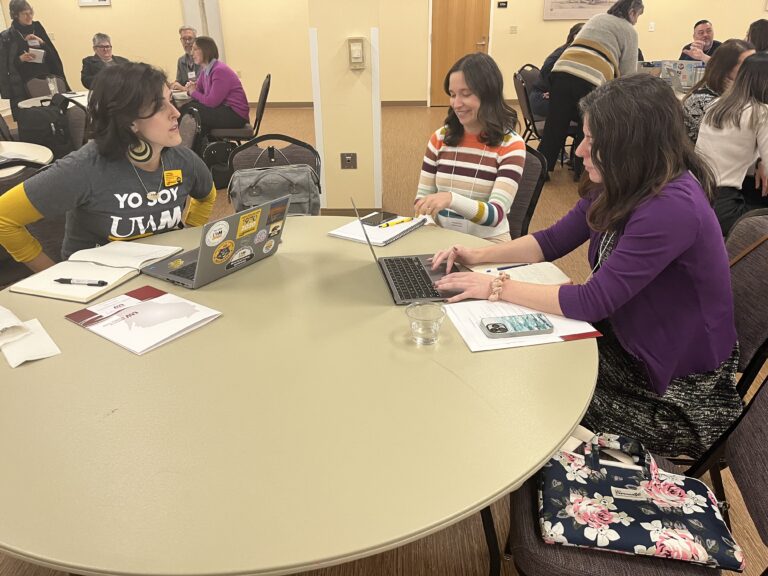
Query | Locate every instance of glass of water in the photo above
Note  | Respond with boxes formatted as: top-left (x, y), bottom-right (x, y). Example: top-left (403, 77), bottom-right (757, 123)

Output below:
top-left (405, 302), bottom-right (446, 345)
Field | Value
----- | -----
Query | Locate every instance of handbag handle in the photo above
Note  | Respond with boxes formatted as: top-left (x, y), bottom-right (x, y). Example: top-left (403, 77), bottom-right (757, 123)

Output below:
top-left (583, 433), bottom-right (657, 481)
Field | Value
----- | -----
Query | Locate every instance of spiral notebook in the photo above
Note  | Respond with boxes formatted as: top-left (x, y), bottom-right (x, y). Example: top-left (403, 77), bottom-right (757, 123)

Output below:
top-left (328, 214), bottom-right (427, 246)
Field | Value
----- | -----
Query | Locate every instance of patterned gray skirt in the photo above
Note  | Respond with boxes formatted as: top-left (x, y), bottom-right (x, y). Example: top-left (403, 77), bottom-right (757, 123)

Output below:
top-left (582, 321), bottom-right (743, 459)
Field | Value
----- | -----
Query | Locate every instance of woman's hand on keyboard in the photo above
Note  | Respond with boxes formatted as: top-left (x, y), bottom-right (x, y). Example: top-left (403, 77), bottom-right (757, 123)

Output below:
top-left (434, 272), bottom-right (494, 303)
top-left (431, 244), bottom-right (482, 273)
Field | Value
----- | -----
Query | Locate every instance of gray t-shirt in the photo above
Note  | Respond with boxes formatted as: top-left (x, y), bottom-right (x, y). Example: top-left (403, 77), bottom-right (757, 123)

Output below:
top-left (25, 141), bottom-right (213, 259)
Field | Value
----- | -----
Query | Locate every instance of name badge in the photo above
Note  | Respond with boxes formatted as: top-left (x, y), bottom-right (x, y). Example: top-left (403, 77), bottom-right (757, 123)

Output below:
top-left (187, 71), bottom-right (196, 80)
top-left (164, 170), bottom-right (182, 187)
top-left (27, 39), bottom-right (40, 47)
top-left (441, 216), bottom-right (469, 234)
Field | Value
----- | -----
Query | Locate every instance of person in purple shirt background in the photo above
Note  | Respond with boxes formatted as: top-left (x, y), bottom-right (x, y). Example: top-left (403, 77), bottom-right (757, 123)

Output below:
top-left (430, 74), bottom-right (742, 459)
top-left (180, 35), bottom-right (249, 138)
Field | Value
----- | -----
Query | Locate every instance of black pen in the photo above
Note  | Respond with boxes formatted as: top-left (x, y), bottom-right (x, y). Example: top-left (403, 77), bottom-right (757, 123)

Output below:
top-left (484, 263), bottom-right (529, 273)
top-left (54, 278), bottom-right (108, 287)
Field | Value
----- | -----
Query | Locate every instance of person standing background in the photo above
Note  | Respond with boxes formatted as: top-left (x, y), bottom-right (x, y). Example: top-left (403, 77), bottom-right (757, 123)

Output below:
top-left (80, 33), bottom-right (129, 89)
top-left (679, 19), bottom-right (721, 62)
top-left (0, 0), bottom-right (68, 118)
top-left (171, 25), bottom-right (200, 91)
top-left (529, 22), bottom-right (584, 118)
top-left (538, 0), bottom-right (642, 177)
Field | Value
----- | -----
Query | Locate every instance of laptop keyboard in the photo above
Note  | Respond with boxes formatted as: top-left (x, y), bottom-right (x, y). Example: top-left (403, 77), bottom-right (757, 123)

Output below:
top-left (169, 262), bottom-right (197, 280)
top-left (383, 257), bottom-right (441, 300)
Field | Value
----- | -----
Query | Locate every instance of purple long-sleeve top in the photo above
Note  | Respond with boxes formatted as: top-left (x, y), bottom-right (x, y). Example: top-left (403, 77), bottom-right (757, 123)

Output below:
top-left (532, 172), bottom-right (736, 395)
top-left (191, 60), bottom-right (250, 121)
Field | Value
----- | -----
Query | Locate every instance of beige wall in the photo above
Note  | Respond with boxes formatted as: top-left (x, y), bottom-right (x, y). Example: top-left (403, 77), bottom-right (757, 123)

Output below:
top-left (0, 0), bottom-right (183, 91)
top-left (219, 0), bottom-right (312, 104)
top-left (380, 0), bottom-right (429, 102)
top-left (1, 0), bottom-right (765, 102)
top-left (308, 0), bottom-right (379, 208)
top-left (491, 0), bottom-right (765, 97)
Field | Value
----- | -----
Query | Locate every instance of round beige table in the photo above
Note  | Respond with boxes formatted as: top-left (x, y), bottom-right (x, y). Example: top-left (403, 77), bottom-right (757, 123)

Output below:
top-left (17, 90), bottom-right (89, 110)
top-left (0, 217), bottom-right (597, 576)
top-left (0, 140), bottom-right (53, 177)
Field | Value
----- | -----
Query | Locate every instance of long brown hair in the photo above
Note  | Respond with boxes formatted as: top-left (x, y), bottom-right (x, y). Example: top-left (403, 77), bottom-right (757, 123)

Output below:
top-left (579, 74), bottom-right (715, 232)
top-left (683, 38), bottom-right (754, 102)
top-left (747, 19), bottom-right (768, 52)
top-left (705, 52), bottom-right (768, 131)
top-left (442, 52), bottom-right (517, 147)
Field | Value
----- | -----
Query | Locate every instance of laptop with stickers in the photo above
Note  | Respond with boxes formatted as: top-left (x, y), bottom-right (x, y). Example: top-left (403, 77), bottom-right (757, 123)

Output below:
top-left (141, 195), bottom-right (290, 289)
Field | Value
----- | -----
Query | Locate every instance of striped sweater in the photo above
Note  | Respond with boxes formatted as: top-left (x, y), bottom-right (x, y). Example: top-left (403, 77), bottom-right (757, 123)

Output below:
top-left (552, 13), bottom-right (638, 87)
top-left (416, 127), bottom-right (526, 238)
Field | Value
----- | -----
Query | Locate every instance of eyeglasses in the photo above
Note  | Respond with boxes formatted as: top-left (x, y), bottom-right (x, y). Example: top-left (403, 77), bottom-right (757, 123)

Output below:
top-left (95, 45), bottom-right (112, 49)
top-left (181, 37), bottom-right (196, 43)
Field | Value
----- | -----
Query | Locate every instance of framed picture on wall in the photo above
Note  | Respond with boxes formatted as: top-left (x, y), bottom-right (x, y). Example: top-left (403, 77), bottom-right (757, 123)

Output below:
top-left (78, 0), bottom-right (111, 6)
top-left (543, 0), bottom-right (616, 21)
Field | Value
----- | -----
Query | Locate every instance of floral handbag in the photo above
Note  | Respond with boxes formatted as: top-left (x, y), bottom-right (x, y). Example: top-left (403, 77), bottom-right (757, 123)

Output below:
top-left (538, 433), bottom-right (745, 571)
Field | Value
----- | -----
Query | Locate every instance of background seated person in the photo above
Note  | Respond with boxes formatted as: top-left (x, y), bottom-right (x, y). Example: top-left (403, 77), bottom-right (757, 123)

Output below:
top-left (81, 33), bottom-right (129, 89)
top-left (530, 23), bottom-right (583, 118)
top-left (682, 39), bottom-right (755, 143)
top-left (0, 0), bottom-right (68, 118)
top-left (696, 52), bottom-right (768, 236)
top-left (414, 53), bottom-right (525, 242)
top-left (680, 19), bottom-right (721, 62)
top-left (180, 36), bottom-right (249, 139)
top-left (0, 62), bottom-right (215, 271)
top-left (170, 25), bottom-right (200, 91)
top-left (747, 18), bottom-right (768, 52)
top-left (431, 74), bottom-right (741, 459)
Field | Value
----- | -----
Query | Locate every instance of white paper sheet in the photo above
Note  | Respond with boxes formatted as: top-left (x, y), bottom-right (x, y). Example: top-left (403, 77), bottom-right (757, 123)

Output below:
top-left (0, 305), bottom-right (30, 348)
top-left (1, 319), bottom-right (61, 368)
top-left (444, 300), bottom-right (598, 352)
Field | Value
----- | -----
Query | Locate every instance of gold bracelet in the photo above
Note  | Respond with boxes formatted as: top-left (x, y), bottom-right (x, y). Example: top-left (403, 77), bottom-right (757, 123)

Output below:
top-left (488, 272), bottom-right (510, 302)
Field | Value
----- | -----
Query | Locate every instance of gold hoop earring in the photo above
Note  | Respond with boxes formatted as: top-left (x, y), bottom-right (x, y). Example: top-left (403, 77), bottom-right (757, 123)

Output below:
top-left (128, 139), bottom-right (153, 163)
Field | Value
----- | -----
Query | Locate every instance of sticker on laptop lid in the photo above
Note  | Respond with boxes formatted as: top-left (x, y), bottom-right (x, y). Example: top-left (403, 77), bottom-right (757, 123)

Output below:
top-left (205, 221), bottom-right (229, 247)
top-left (254, 229), bottom-right (268, 244)
top-left (262, 239), bottom-right (275, 254)
top-left (225, 246), bottom-right (255, 270)
top-left (168, 258), bottom-right (185, 270)
top-left (212, 240), bottom-right (234, 264)
top-left (236, 208), bottom-right (262, 239)
top-left (268, 221), bottom-right (283, 238)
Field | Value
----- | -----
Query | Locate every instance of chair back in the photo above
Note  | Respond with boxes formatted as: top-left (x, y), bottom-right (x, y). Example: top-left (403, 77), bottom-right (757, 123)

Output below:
top-left (513, 64), bottom-right (542, 143)
top-left (178, 107), bottom-right (201, 151)
top-left (725, 373), bottom-right (768, 545)
top-left (65, 102), bottom-right (88, 150)
top-left (725, 208), bottom-right (768, 396)
top-left (26, 76), bottom-right (66, 98)
top-left (0, 114), bottom-right (15, 141)
top-left (507, 145), bottom-right (546, 239)
top-left (252, 73), bottom-right (271, 138)
top-left (229, 133), bottom-right (321, 178)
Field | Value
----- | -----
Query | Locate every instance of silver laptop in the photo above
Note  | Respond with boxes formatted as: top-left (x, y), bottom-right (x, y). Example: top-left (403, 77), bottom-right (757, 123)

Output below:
top-left (142, 195), bottom-right (290, 288)
top-left (351, 200), bottom-right (459, 305)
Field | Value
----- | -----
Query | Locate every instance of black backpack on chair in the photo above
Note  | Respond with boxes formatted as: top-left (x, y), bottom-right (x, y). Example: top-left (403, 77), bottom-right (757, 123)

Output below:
top-left (16, 94), bottom-right (84, 159)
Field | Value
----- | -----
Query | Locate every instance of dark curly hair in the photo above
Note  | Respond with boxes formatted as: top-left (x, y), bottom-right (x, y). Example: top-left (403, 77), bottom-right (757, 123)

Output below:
top-left (442, 52), bottom-right (517, 147)
top-left (88, 62), bottom-right (168, 160)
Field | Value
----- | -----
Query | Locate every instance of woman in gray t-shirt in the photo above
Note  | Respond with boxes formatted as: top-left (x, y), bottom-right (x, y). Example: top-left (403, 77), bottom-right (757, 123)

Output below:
top-left (0, 62), bottom-right (216, 271)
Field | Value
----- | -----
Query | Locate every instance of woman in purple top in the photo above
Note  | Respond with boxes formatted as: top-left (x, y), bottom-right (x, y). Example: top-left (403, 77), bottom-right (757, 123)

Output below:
top-left (431, 74), bottom-right (742, 458)
top-left (181, 35), bottom-right (249, 138)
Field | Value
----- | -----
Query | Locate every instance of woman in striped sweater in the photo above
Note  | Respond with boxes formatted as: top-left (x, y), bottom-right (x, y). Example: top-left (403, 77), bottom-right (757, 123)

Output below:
top-left (414, 52), bottom-right (526, 241)
top-left (539, 0), bottom-right (643, 176)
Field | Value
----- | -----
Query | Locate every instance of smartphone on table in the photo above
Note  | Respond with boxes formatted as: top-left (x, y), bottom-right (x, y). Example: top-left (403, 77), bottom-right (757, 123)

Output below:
top-left (479, 313), bottom-right (554, 339)
top-left (360, 211), bottom-right (398, 226)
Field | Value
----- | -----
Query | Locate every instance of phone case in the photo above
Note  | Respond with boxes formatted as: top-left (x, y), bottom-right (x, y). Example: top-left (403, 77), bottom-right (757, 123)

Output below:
top-left (479, 313), bottom-right (554, 338)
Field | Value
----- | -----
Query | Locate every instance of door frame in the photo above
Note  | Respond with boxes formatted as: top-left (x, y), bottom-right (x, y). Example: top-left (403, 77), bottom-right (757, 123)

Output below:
top-left (426, 0), bottom-right (495, 107)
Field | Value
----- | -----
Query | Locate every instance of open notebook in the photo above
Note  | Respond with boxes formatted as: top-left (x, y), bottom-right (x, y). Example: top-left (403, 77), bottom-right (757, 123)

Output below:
top-left (10, 242), bottom-right (182, 303)
top-left (328, 215), bottom-right (428, 246)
